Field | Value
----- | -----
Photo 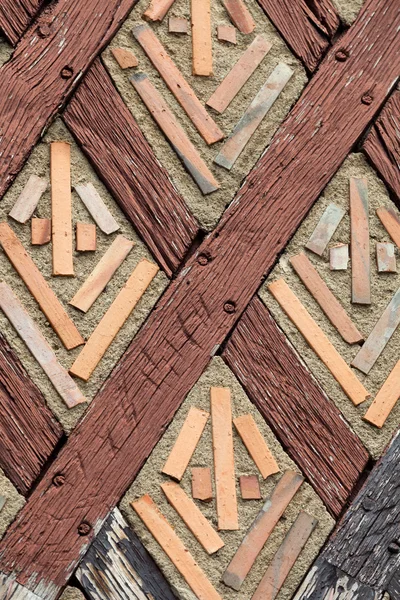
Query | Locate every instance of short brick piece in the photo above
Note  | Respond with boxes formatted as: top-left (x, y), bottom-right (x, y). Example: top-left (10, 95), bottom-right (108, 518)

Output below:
top-left (9, 175), bottom-right (47, 224)
top-left (217, 24), bottom-right (237, 44)
top-left (305, 203), bottom-right (345, 256)
top-left (76, 223), bottom-right (96, 252)
top-left (111, 47), bottom-right (138, 69)
top-left (330, 243), bottom-right (349, 271)
top-left (377, 206), bottom-right (400, 248)
top-left (350, 177), bottom-right (370, 304)
top-left (31, 218), bottom-right (51, 246)
top-left (143, 0), bottom-right (177, 21)
top-left (221, 0), bottom-right (255, 33)
top-left (192, 0), bottom-right (213, 76)
top-left (377, 242), bottom-right (396, 273)
top-left (168, 16), bottom-right (189, 34)
top-left (51, 141), bottom-right (74, 276)
top-left (364, 360), bottom-right (400, 428)
top-left (162, 407), bottom-right (209, 481)
top-left (75, 182), bottom-right (120, 235)
top-left (192, 467), bottom-right (213, 502)
top-left (240, 475), bottom-right (261, 500)
top-left (234, 414), bottom-right (279, 479)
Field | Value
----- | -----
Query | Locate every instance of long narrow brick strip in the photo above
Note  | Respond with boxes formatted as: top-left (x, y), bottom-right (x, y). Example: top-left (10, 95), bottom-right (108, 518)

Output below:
top-left (161, 481), bottom-right (224, 554)
top-left (215, 63), bottom-right (293, 170)
top-left (192, 467), bottom-right (213, 502)
top-left (352, 286), bottom-right (400, 374)
top-left (191, 0), bottom-right (212, 76)
top-left (252, 511), bottom-right (318, 600)
top-left (269, 279), bottom-right (369, 405)
top-left (207, 35), bottom-right (272, 114)
top-left (222, 0), bottom-right (255, 34)
top-left (75, 182), bottom-right (119, 235)
top-left (376, 206), bottom-right (400, 247)
top-left (223, 471), bottom-right (304, 591)
top-left (233, 414), bottom-right (280, 479)
top-left (70, 235), bottom-right (134, 313)
top-left (143, 0), bottom-right (177, 21)
top-left (330, 244), bottom-right (349, 271)
top-left (0, 223), bottom-right (84, 350)
top-left (0, 3), bottom-right (397, 593)
top-left (290, 253), bottom-right (364, 344)
top-left (350, 177), bottom-right (370, 304)
top-left (132, 495), bottom-right (222, 600)
top-left (31, 218), bottom-right (51, 246)
top-left (0, 283), bottom-right (86, 409)
top-left (51, 142), bottom-right (74, 276)
top-left (377, 242), bottom-right (396, 272)
top-left (305, 203), bottom-right (345, 256)
top-left (130, 73), bottom-right (219, 195)
top-left (364, 360), bottom-right (400, 427)
top-left (9, 175), bottom-right (47, 224)
top-left (211, 387), bottom-right (238, 531)
top-left (70, 259), bottom-right (159, 381)
top-left (64, 60), bottom-right (199, 277)
top-left (132, 24), bottom-right (224, 145)
top-left (162, 407), bottom-right (209, 481)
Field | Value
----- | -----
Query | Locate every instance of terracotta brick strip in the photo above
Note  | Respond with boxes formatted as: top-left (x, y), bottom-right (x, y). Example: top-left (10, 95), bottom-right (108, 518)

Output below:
top-left (364, 360), bottom-right (400, 427)
top-left (215, 63), bottom-right (293, 170)
top-left (161, 481), bottom-right (224, 554)
top-left (330, 243), bottom-right (349, 271)
top-left (211, 387), bottom-right (238, 530)
top-left (31, 218), bottom-right (51, 246)
top-left (143, 0), bottom-right (177, 22)
top-left (51, 142), bottom-right (74, 277)
top-left (191, 0), bottom-right (212, 76)
top-left (221, 0), bottom-right (255, 34)
top-left (192, 467), bottom-right (213, 502)
top-left (206, 35), bottom-right (272, 114)
top-left (376, 206), bottom-right (400, 248)
top-left (9, 175), bottom-right (47, 224)
top-left (162, 407), bottom-right (209, 481)
top-left (0, 223), bottom-right (84, 350)
top-left (290, 253), bottom-right (363, 344)
top-left (252, 511), bottom-right (318, 600)
top-left (240, 475), bottom-right (261, 500)
top-left (352, 286), bottom-right (400, 375)
top-left (305, 203), bottom-right (345, 256)
top-left (70, 259), bottom-right (159, 381)
top-left (111, 47), bottom-right (138, 69)
top-left (70, 235), bottom-right (134, 313)
top-left (233, 414), bottom-right (280, 479)
top-left (350, 177), bottom-right (370, 304)
top-left (132, 24), bottom-right (224, 145)
top-left (75, 182), bottom-right (120, 235)
top-left (0, 283), bottom-right (86, 409)
top-left (269, 279), bottom-right (369, 405)
top-left (130, 72), bottom-right (219, 195)
top-left (223, 471), bottom-right (304, 591)
top-left (132, 495), bottom-right (222, 600)
top-left (377, 242), bottom-right (396, 272)
top-left (76, 223), bottom-right (96, 252)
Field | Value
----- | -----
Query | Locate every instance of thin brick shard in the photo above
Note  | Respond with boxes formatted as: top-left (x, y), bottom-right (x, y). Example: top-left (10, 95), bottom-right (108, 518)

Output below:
top-left (132, 495), bottom-right (222, 600)
top-left (221, 0), bottom-right (255, 33)
top-left (132, 24), bottom-right (224, 145)
top-left (51, 141), bottom-right (74, 276)
top-left (0, 282), bottom-right (86, 409)
top-left (31, 219), bottom-right (51, 246)
top-left (350, 177), bottom-right (370, 304)
top-left (169, 17), bottom-right (189, 33)
top-left (233, 414), bottom-right (280, 478)
top-left (352, 286), bottom-right (400, 375)
top-left (377, 242), bottom-right (396, 272)
top-left (192, 467), bottom-right (213, 502)
top-left (305, 203), bottom-right (345, 256)
top-left (330, 244), bottom-right (349, 271)
top-left (215, 63), bottom-right (293, 170)
top-left (191, 0), bottom-right (212, 76)
top-left (252, 511), bottom-right (318, 600)
top-left (364, 360), bottom-right (400, 428)
top-left (223, 471), bottom-right (304, 591)
top-left (143, 0), bottom-right (177, 21)
top-left (76, 223), bottom-right (96, 252)
top-left (111, 47), bottom-right (138, 69)
top-left (240, 475), bottom-right (261, 500)
top-left (130, 73), bottom-right (219, 195)
top-left (268, 279), bottom-right (369, 405)
top-left (217, 25), bottom-right (236, 44)
top-left (9, 175), bottom-right (47, 224)
top-left (207, 35), bottom-right (272, 114)
top-left (377, 206), bottom-right (400, 248)
top-left (290, 253), bottom-right (363, 344)
top-left (75, 182), bottom-right (120, 235)
top-left (162, 407), bottom-right (209, 481)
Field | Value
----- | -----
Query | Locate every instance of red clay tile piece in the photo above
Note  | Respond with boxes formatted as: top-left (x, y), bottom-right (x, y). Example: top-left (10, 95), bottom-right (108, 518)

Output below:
top-left (240, 475), bottom-right (261, 500)
top-left (329, 243), bottom-right (349, 271)
top-left (76, 223), bottom-right (96, 252)
top-left (234, 414), bottom-right (280, 479)
top-left (364, 360), bottom-right (400, 428)
top-left (377, 206), bottom-right (400, 248)
top-left (168, 16), bottom-right (189, 34)
top-left (143, 0), bottom-right (177, 21)
top-left (192, 0), bottom-right (212, 76)
top-left (377, 242), bottom-right (396, 273)
top-left (75, 182), bottom-right (120, 235)
top-left (51, 141), bottom-right (74, 276)
top-left (9, 175), bottom-right (48, 224)
top-left (217, 25), bottom-right (237, 44)
top-left (192, 467), bottom-right (213, 502)
top-left (350, 177), bottom-right (370, 304)
top-left (222, 0), bottom-right (255, 34)
top-left (31, 218), bottom-right (51, 246)
top-left (305, 203), bottom-right (345, 256)
top-left (111, 47), bottom-right (138, 69)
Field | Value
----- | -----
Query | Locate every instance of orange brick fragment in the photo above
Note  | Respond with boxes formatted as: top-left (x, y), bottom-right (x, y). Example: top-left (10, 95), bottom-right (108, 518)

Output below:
top-left (51, 141), bottom-right (74, 276)
top-left (217, 25), bottom-right (237, 44)
top-left (132, 495), bottom-right (222, 600)
top-left (268, 279), bottom-right (370, 406)
top-left (161, 481), bottom-right (224, 554)
top-left (0, 223), bottom-right (84, 350)
top-left (111, 47), bottom-right (138, 69)
top-left (70, 259), bottom-right (158, 381)
top-left (234, 414), bottom-right (279, 479)
top-left (211, 387), bottom-right (238, 530)
top-left (222, 0), bottom-right (255, 33)
top-left (239, 475), bottom-right (261, 500)
top-left (377, 206), bottom-right (400, 248)
top-left (31, 218), bottom-right (51, 245)
top-left (364, 360), bottom-right (400, 428)
top-left (169, 16), bottom-right (189, 34)
top-left (162, 407), bottom-right (209, 481)
top-left (143, 0), bottom-right (177, 21)
top-left (76, 223), bottom-right (96, 252)
top-left (192, 0), bottom-right (212, 76)
top-left (192, 467), bottom-right (213, 502)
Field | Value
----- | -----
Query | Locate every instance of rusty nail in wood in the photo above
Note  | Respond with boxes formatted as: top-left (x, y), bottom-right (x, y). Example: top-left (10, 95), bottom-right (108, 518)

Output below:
top-left (361, 93), bottom-right (373, 105)
top-left (335, 49), bottom-right (349, 62)
top-left (389, 541), bottom-right (400, 553)
top-left (78, 522), bottom-right (92, 536)
top-left (362, 497), bottom-right (374, 511)
top-left (37, 24), bottom-right (51, 38)
top-left (224, 301), bottom-right (236, 314)
top-left (60, 66), bottom-right (74, 79)
top-left (52, 474), bottom-right (65, 487)
top-left (197, 254), bottom-right (209, 266)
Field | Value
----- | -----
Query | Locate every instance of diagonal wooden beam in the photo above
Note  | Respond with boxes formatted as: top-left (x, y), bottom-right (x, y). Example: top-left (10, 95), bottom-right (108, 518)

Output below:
top-left (0, 0), bottom-right (44, 45)
top-left (222, 297), bottom-right (369, 518)
top-left (0, 2), bottom-right (397, 596)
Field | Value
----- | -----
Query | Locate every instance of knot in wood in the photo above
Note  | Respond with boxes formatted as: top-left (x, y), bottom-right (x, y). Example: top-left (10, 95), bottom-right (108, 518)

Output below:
top-left (224, 301), bottom-right (236, 314)
top-left (362, 497), bottom-right (374, 511)
top-left (335, 49), bottom-right (349, 62)
top-left (52, 474), bottom-right (65, 487)
top-left (37, 24), bottom-right (51, 38)
top-left (78, 522), bottom-right (92, 536)
top-left (197, 253), bottom-right (209, 266)
top-left (60, 66), bottom-right (74, 79)
top-left (361, 93), bottom-right (373, 106)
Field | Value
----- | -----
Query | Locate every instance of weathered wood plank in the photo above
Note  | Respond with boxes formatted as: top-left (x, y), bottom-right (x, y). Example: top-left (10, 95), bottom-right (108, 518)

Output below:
top-left (222, 297), bottom-right (370, 517)
top-left (377, 242), bottom-right (397, 272)
top-left (233, 414), bottom-right (280, 479)
top-left (0, 2), bottom-right (396, 592)
top-left (0, 0), bottom-right (44, 45)
top-left (9, 175), bottom-right (47, 224)
top-left (305, 203), bottom-right (345, 256)
top-left (75, 182), bottom-right (120, 235)
top-left (350, 177), bottom-right (370, 304)
top-left (76, 508), bottom-right (178, 600)
top-left (63, 59), bottom-right (199, 277)
top-left (191, 0), bottom-right (212, 76)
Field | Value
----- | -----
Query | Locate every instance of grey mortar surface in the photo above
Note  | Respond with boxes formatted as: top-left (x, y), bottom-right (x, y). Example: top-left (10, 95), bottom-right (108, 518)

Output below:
top-left (332, 0), bottom-right (365, 25)
top-left (0, 469), bottom-right (25, 540)
top-left (60, 587), bottom-right (86, 600)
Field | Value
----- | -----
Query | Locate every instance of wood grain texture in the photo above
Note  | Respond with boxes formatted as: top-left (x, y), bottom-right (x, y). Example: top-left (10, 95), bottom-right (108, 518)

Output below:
top-left (363, 91), bottom-right (400, 203)
top-left (0, 3), bottom-right (396, 592)
top-left (350, 177), bottom-right (370, 304)
top-left (233, 414), bottom-right (280, 479)
top-left (0, 0), bottom-right (44, 45)
top-left (257, 0), bottom-right (339, 72)
top-left (191, 0), bottom-right (212, 76)
top-left (222, 297), bottom-right (369, 517)
top-left (63, 59), bottom-right (199, 277)
top-left (0, 331), bottom-right (62, 495)
top-left (76, 508), bottom-right (178, 600)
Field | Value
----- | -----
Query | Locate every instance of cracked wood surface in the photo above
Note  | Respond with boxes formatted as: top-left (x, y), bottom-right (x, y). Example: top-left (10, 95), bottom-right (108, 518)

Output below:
top-left (0, 1), bottom-right (398, 595)
top-left (0, 0), bottom-right (44, 45)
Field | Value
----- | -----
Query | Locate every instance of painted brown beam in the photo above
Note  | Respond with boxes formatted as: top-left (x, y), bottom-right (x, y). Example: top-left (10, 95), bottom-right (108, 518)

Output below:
top-left (0, 0), bottom-right (44, 45)
top-left (0, 2), bottom-right (397, 595)
top-left (0, 332), bottom-right (62, 495)
top-left (64, 60), bottom-right (199, 277)
top-left (222, 297), bottom-right (369, 517)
